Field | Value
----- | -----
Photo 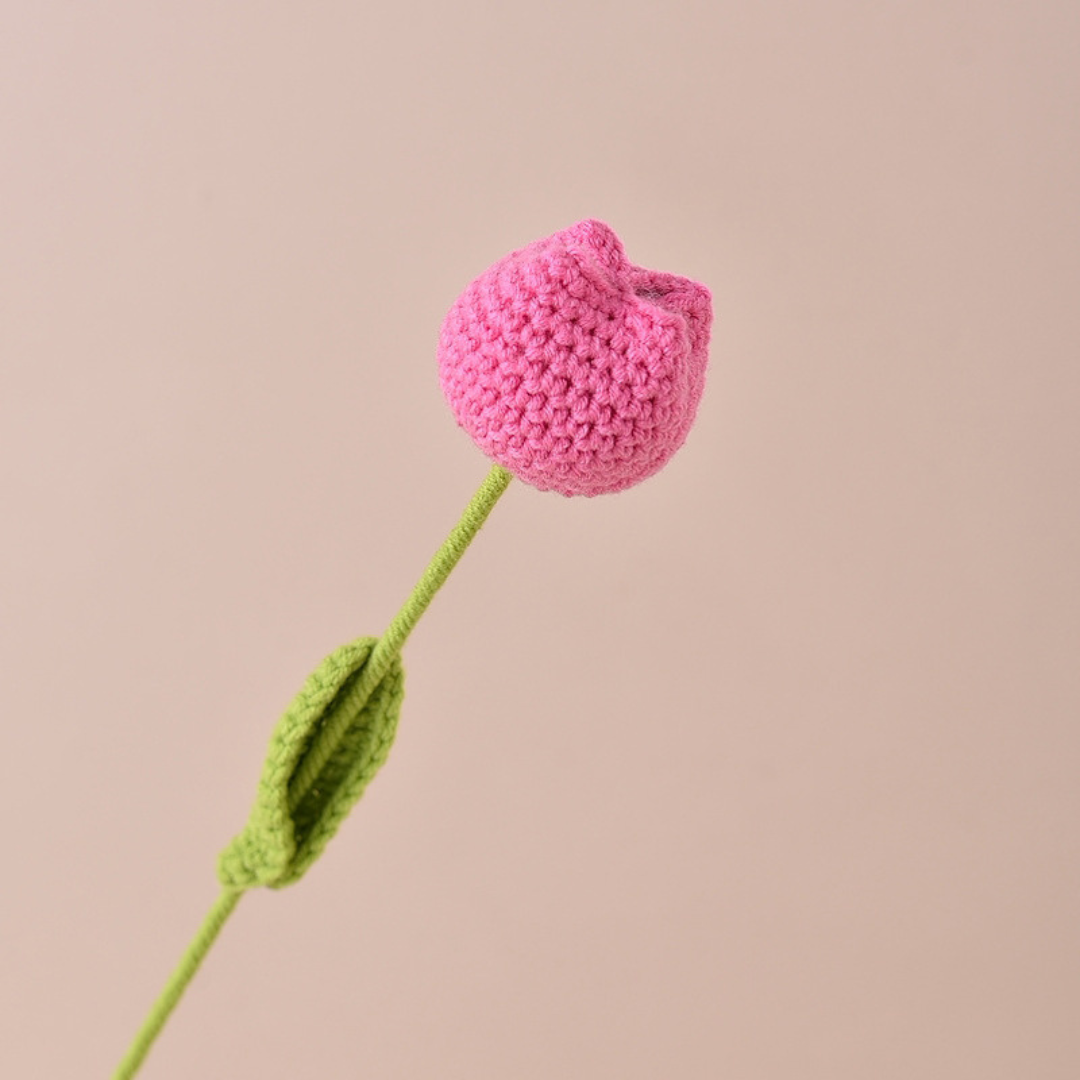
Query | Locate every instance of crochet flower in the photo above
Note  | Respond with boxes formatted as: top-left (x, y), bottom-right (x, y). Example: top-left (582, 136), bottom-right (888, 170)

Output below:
top-left (113, 220), bottom-right (715, 1080)
top-left (437, 219), bottom-right (713, 496)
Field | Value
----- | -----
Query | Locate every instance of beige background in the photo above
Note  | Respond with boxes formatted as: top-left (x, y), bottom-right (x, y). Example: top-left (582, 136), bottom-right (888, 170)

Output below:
top-left (2, 2), bottom-right (1078, 1077)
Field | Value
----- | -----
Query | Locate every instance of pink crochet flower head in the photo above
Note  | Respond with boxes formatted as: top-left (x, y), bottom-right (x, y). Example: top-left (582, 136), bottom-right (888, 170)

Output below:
top-left (437, 219), bottom-right (713, 496)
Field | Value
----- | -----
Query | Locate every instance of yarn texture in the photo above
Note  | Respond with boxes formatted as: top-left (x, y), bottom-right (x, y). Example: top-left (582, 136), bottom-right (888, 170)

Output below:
top-left (438, 219), bottom-right (713, 496)
top-left (218, 636), bottom-right (405, 890)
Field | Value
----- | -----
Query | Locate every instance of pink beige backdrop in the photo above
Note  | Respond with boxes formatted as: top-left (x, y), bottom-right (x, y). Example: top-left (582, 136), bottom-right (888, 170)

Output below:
top-left (2, 3), bottom-right (1078, 1077)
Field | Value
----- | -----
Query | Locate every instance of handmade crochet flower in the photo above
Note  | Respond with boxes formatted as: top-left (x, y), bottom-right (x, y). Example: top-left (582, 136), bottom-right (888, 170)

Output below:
top-left (437, 219), bottom-right (713, 496)
top-left (113, 220), bottom-right (715, 1080)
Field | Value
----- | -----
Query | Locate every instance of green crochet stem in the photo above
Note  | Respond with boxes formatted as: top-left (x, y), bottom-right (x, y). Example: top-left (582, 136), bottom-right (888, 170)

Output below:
top-left (113, 463), bottom-right (513, 1080)
top-left (112, 889), bottom-right (243, 1080)
top-left (288, 462), bottom-right (512, 810)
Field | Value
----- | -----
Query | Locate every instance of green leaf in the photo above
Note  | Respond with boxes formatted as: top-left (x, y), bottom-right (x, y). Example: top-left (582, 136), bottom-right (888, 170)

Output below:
top-left (218, 637), bottom-right (405, 889)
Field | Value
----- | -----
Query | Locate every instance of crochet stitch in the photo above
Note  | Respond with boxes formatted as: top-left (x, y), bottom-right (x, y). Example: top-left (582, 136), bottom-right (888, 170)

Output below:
top-left (438, 219), bottom-right (712, 496)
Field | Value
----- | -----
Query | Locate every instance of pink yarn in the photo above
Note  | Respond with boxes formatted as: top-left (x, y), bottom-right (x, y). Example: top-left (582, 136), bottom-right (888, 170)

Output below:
top-left (437, 219), bottom-right (713, 496)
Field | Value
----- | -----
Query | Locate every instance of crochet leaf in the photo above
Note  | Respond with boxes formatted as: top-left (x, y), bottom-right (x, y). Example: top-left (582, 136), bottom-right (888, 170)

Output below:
top-left (218, 637), bottom-right (404, 890)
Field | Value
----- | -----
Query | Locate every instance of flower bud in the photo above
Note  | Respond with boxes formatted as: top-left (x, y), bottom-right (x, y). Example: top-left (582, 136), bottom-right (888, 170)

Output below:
top-left (438, 219), bottom-right (713, 496)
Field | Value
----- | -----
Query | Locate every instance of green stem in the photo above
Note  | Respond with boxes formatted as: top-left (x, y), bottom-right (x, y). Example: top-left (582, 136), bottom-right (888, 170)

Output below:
top-left (287, 462), bottom-right (512, 809)
top-left (112, 888), bottom-right (243, 1080)
top-left (112, 463), bottom-right (513, 1078)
